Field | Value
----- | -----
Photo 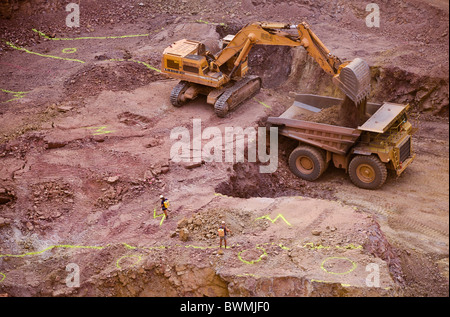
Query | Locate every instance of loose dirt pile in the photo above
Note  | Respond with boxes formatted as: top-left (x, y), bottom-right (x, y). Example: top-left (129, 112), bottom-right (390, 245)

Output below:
top-left (295, 104), bottom-right (345, 126)
top-left (290, 97), bottom-right (369, 128)
top-left (64, 61), bottom-right (164, 99)
top-left (175, 206), bottom-right (267, 242)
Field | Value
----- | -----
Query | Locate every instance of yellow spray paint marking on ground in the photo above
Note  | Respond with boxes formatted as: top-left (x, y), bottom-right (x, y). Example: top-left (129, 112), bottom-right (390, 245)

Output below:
top-left (255, 213), bottom-right (292, 226)
top-left (122, 243), bottom-right (137, 250)
top-left (7, 34), bottom-right (160, 71)
top-left (277, 243), bottom-right (290, 250)
top-left (0, 239), bottom-right (366, 286)
top-left (258, 241), bottom-right (291, 251)
top-left (0, 244), bottom-right (105, 259)
top-left (195, 19), bottom-right (226, 26)
top-left (62, 48), bottom-right (77, 54)
top-left (182, 244), bottom-right (218, 250)
top-left (109, 58), bottom-right (161, 73)
top-left (116, 254), bottom-right (143, 269)
top-left (0, 88), bottom-right (30, 103)
top-left (236, 273), bottom-right (261, 278)
top-left (153, 207), bottom-right (166, 226)
top-left (214, 192), bottom-right (229, 198)
top-left (6, 41), bottom-right (85, 64)
top-left (237, 246), bottom-right (267, 265)
top-left (320, 256), bottom-right (357, 275)
top-left (253, 97), bottom-right (271, 109)
top-left (142, 245), bottom-right (169, 251)
top-left (302, 242), bottom-right (363, 251)
top-left (84, 126), bottom-right (115, 135)
top-left (32, 29), bottom-right (150, 41)
top-left (311, 279), bottom-right (351, 287)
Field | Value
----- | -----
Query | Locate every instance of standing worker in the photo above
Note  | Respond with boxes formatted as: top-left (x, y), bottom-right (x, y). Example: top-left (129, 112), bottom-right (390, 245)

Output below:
top-left (218, 220), bottom-right (231, 249)
top-left (160, 194), bottom-right (170, 219)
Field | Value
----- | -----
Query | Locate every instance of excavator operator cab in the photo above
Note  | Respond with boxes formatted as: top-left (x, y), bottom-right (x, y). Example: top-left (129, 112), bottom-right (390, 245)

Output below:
top-left (162, 39), bottom-right (210, 78)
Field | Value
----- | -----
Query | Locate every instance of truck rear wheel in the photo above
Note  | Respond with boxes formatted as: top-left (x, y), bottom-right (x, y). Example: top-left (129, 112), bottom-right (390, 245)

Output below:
top-left (288, 146), bottom-right (326, 181)
top-left (348, 155), bottom-right (387, 189)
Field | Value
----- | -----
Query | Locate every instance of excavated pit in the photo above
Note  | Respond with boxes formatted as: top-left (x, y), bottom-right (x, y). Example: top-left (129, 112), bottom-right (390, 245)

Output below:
top-left (214, 135), bottom-right (335, 200)
top-left (0, 0), bottom-right (448, 298)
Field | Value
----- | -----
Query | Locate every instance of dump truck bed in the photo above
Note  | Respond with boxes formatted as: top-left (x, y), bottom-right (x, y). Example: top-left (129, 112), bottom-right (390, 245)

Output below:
top-left (267, 94), bottom-right (383, 155)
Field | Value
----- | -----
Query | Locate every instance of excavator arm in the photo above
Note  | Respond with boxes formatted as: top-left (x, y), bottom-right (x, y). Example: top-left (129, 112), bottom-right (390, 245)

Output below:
top-left (211, 22), bottom-right (370, 103)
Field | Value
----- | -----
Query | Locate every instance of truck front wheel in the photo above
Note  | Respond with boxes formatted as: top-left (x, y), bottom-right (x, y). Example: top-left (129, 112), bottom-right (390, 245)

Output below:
top-left (348, 155), bottom-right (387, 189)
top-left (288, 146), bottom-right (326, 181)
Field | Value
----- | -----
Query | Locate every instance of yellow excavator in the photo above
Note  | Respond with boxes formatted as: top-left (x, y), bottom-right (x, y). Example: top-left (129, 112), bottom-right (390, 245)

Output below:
top-left (161, 21), bottom-right (371, 117)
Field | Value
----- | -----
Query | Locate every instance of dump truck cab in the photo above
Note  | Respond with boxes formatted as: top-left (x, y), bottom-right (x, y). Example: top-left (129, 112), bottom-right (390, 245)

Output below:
top-left (354, 102), bottom-right (415, 176)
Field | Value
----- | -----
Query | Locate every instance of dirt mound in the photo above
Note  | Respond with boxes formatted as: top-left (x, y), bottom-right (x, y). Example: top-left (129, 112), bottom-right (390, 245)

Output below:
top-left (216, 160), bottom-right (334, 200)
top-left (295, 105), bottom-right (342, 126)
top-left (64, 61), bottom-right (164, 99)
top-left (215, 136), bottom-right (335, 200)
top-left (293, 97), bottom-right (369, 128)
top-left (176, 206), bottom-right (267, 242)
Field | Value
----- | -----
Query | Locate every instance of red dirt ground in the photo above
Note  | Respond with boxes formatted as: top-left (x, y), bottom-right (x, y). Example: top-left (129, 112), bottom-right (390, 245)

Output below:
top-left (0, 0), bottom-right (448, 297)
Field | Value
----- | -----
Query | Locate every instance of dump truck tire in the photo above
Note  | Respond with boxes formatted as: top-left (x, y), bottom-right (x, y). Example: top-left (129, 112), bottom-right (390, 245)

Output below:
top-left (348, 155), bottom-right (387, 189)
top-left (288, 146), bottom-right (326, 181)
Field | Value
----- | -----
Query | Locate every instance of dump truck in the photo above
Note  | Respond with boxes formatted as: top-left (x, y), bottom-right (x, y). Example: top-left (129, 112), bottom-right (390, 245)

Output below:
top-left (267, 94), bottom-right (416, 189)
top-left (161, 22), bottom-right (370, 117)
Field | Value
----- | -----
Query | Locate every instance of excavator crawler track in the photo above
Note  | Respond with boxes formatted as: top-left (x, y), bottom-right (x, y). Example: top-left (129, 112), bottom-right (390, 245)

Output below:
top-left (214, 75), bottom-right (262, 117)
top-left (170, 81), bottom-right (190, 107)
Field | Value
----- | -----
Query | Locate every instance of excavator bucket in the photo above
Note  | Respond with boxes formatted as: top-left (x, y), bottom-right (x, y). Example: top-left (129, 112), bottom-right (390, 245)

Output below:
top-left (332, 58), bottom-right (371, 104)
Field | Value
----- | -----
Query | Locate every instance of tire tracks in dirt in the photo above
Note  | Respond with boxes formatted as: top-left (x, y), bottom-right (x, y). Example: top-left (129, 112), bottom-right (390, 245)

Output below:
top-left (347, 199), bottom-right (449, 244)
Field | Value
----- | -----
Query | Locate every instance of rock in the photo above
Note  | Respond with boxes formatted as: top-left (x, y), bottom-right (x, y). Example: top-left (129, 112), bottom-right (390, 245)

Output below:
top-left (311, 230), bottom-right (321, 236)
top-left (93, 135), bottom-right (106, 142)
top-left (177, 218), bottom-right (188, 228)
top-left (26, 222), bottom-right (34, 231)
top-left (106, 176), bottom-right (119, 183)
top-left (193, 217), bottom-right (202, 226)
top-left (145, 139), bottom-right (159, 148)
top-left (183, 161), bottom-right (202, 169)
top-left (160, 166), bottom-right (170, 174)
top-left (0, 217), bottom-right (10, 227)
top-left (179, 228), bottom-right (189, 242)
top-left (151, 167), bottom-right (162, 175)
top-left (57, 105), bottom-right (73, 112)
top-left (45, 139), bottom-right (67, 150)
